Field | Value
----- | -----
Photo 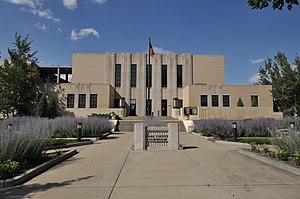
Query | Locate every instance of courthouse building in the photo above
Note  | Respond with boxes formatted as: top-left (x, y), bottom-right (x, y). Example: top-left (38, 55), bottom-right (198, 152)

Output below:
top-left (38, 53), bottom-right (282, 120)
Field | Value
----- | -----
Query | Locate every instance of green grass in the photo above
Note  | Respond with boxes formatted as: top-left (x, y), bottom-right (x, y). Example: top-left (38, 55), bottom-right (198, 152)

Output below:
top-left (45, 139), bottom-right (78, 147)
top-left (237, 137), bottom-right (272, 145)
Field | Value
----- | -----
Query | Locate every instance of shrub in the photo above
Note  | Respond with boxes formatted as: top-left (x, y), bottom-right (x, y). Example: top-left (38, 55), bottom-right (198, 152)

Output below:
top-left (238, 137), bottom-right (271, 145)
top-left (250, 142), bottom-right (259, 153)
top-left (275, 150), bottom-right (289, 161)
top-left (237, 118), bottom-right (277, 137)
top-left (0, 117), bottom-right (52, 164)
top-left (0, 160), bottom-right (20, 180)
top-left (194, 119), bottom-right (232, 139)
top-left (51, 116), bottom-right (113, 138)
top-left (263, 145), bottom-right (270, 153)
top-left (293, 152), bottom-right (300, 166)
top-left (272, 131), bottom-right (300, 156)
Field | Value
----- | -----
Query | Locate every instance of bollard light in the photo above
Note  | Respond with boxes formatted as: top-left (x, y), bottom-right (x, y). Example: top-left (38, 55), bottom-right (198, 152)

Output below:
top-left (8, 123), bottom-right (13, 131)
top-left (77, 122), bottom-right (82, 142)
top-left (290, 122), bottom-right (295, 129)
top-left (232, 122), bottom-right (237, 142)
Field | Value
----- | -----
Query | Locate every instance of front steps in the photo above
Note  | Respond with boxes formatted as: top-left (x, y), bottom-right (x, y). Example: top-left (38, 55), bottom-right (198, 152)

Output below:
top-left (118, 116), bottom-right (186, 132)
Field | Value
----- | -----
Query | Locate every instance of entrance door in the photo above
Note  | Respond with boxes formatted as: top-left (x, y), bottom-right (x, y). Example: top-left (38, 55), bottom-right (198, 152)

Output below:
top-left (161, 99), bottom-right (167, 116)
top-left (146, 99), bottom-right (152, 116)
top-left (130, 99), bottom-right (136, 116)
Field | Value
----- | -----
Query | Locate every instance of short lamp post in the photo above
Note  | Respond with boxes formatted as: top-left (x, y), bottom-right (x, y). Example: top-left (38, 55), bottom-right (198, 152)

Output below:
top-left (232, 122), bottom-right (237, 142)
top-left (290, 121), bottom-right (295, 132)
top-left (77, 122), bottom-right (82, 142)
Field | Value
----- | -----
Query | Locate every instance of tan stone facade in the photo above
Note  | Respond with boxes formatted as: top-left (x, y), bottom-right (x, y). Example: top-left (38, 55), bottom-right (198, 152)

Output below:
top-left (47, 53), bottom-right (282, 119)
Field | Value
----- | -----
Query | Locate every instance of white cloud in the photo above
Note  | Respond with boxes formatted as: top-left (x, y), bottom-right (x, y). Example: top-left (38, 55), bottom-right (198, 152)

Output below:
top-left (62, 0), bottom-right (77, 10)
top-left (34, 23), bottom-right (48, 31)
top-left (58, 27), bottom-right (63, 32)
top-left (92, 0), bottom-right (107, 4)
top-left (24, 8), bottom-right (61, 22)
top-left (153, 47), bottom-right (174, 54)
top-left (70, 28), bottom-right (100, 41)
top-left (250, 58), bottom-right (266, 64)
top-left (4, 0), bottom-right (42, 8)
top-left (248, 73), bottom-right (260, 84)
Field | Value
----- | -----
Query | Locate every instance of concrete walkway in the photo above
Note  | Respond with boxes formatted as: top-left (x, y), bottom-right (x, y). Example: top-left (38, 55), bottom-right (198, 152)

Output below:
top-left (1, 132), bottom-right (300, 199)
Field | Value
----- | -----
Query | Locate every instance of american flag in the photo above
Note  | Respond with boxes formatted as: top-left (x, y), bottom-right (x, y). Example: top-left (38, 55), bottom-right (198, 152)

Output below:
top-left (149, 42), bottom-right (155, 57)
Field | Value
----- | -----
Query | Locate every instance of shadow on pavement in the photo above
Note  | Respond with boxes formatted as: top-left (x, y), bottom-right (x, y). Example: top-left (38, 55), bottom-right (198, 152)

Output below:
top-left (0, 175), bottom-right (94, 199)
top-left (182, 146), bottom-right (198, 150)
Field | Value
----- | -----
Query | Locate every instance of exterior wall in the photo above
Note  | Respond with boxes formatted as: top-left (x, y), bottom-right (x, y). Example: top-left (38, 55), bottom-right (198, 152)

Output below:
top-left (47, 83), bottom-right (124, 117)
top-left (58, 53), bottom-right (281, 119)
top-left (182, 84), bottom-right (283, 120)
top-left (193, 55), bottom-right (224, 84)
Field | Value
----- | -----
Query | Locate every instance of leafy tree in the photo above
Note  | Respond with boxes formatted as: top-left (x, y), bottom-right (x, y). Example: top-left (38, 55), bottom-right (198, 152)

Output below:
top-left (258, 52), bottom-right (300, 116)
top-left (237, 97), bottom-right (244, 107)
top-left (36, 93), bottom-right (48, 117)
top-left (0, 33), bottom-right (40, 117)
top-left (47, 94), bottom-right (59, 119)
top-left (247, 0), bottom-right (299, 10)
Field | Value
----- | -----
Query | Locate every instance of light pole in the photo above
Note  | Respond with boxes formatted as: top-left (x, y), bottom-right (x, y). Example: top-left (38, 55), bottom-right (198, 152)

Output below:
top-left (232, 122), bottom-right (237, 142)
top-left (77, 122), bottom-right (82, 142)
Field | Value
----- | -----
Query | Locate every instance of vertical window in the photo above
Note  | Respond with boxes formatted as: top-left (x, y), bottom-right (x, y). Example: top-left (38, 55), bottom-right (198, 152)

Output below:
top-left (251, 95), bottom-right (259, 107)
top-left (161, 65), bottom-right (167, 87)
top-left (90, 94), bottom-right (98, 108)
top-left (177, 65), bottom-right (182, 87)
top-left (78, 94), bottom-right (86, 108)
top-left (200, 95), bottom-right (208, 107)
top-left (115, 64), bottom-right (121, 87)
top-left (146, 64), bottom-right (152, 87)
top-left (131, 64), bottom-right (136, 87)
top-left (223, 95), bottom-right (230, 107)
top-left (178, 99), bottom-right (183, 108)
top-left (212, 95), bottom-right (219, 107)
top-left (67, 94), bottom-right (74, 108)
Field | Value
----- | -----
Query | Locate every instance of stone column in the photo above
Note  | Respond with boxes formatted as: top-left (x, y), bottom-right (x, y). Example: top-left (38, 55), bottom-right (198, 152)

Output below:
top-left (168, 123), bottom-right (179, 150)
top-left (134, 123), bottom-right (146, 150)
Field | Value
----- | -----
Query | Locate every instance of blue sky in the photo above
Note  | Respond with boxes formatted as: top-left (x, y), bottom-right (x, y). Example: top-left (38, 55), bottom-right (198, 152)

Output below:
top-left (0, 0), bottom-right (299, 84)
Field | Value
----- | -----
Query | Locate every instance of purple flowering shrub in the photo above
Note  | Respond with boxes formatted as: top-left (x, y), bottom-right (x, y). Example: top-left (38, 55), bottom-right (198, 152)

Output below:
top-left (194, 119), bottom-right (232, 139)
top-left (51, 116), bottom-right (113, 138)
top-left (0, 117), bottom-right (52, 163)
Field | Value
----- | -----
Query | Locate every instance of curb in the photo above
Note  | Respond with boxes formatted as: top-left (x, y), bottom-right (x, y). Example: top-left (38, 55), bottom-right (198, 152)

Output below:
top-left (1, 149), bottom-right (78, 189)
top-left (237, 149), bottom-right (300, 176)
top-left (44, 140), bottom-right (93, 150)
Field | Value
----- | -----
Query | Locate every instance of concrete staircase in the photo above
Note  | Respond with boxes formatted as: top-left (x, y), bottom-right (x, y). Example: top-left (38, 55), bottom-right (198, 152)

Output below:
top-left (118, 116), bottom-right (186, 132)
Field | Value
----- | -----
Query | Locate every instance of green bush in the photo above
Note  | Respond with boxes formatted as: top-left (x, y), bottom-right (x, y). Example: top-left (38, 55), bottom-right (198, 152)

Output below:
top-left (238, 137), bottom-right (271, 145)
top-left (250, 142), bottom-right (259, 153)
top-left (275, 150), bottom-right (289, 161)
top-left (0, 160), bottom-right (20, 180)
top-left (294, 152), bottom-right (300, 166)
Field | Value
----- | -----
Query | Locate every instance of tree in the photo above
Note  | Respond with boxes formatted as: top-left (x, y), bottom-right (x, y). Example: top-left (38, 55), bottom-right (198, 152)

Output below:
top-left (237, 97), bottom-right (244, 107)
top-left (47, 94), bottom-right (59, 119)
top-left (0, 33), bottom-right (40, 117)
top-left (258, 52), bottom-right (300, 116)
top-left (247, 0), bottom-right (299, 10)
top-left (36, 94), bottom-right (48, 117)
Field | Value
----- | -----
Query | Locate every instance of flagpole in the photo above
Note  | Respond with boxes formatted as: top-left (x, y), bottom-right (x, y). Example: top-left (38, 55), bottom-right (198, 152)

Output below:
top-left (147, 35), bottom-right (151, 117)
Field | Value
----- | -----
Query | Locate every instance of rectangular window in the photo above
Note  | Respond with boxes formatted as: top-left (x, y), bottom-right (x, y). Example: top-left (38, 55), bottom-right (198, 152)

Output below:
top-left (78, 94), bottom-right (86, 108)
top-left (251, 95), bottom-right (259, 107)
top-left (161, 65), bottom-right (167, 87)
top-left (200, 95), bottom-right (208, 107)
top-left (90, 94), bottom-right (97, 108)
top-left (131, 64), bottom-right (136, 87)
top-left (212, 95), bottom-right (219, 107)
top-left (115, 64), bottom-right (121, 87)
top-left (177, 65), bottom-right (182, 87)
top-left (178, 99), bottom-right (183, 108)
top-left (223, 95), bottom-right (230, 107)
top-left (67, 94), bottom-right (74, 108)
top-left (146, 64), bottom-right (152, 87)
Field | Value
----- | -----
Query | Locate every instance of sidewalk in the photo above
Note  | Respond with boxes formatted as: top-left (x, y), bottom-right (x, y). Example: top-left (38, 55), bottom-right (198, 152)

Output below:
top-left (1, 132), bottom-right (300, 199)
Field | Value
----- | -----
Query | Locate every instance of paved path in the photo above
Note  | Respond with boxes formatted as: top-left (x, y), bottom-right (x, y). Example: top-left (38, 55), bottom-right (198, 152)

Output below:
top-left (1, 132), bottom-right (300, 199)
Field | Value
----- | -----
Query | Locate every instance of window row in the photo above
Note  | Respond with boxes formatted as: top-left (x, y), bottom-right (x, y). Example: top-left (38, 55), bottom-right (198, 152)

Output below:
top-left (200, 95), bottom-right (259, 107)
top-left (67, 94), bottom-right (98, 109)
top-left (115, 64), bottom-right (183, 88)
